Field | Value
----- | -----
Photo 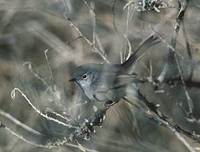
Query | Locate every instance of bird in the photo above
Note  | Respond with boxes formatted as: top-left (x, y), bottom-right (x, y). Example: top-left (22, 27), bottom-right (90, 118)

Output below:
top-left (69, 34), bottom-right (160, 107)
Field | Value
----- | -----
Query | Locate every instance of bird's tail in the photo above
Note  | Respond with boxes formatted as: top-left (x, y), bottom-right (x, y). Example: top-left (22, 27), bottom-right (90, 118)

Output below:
top-left (121, 33), bottom-right (160, 70)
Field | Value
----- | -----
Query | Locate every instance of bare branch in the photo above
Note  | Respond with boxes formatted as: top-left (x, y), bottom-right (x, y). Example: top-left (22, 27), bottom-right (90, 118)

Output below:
top-left (136, 90), bottom-right (200, 150)
top-left (0, 109), bottom-right (42, 136)
top-left (4, 125), bottom-right (54, 149)
top-left (62, 0), bottom-right (110, 63)
top-left (1, 121), bottom-right (98, 152)
top-left (156, 0), bottom-right (194, 115)
top-left (45, 107), bottom-right (71, 122)
top-left (10, 88), bottom-right (78, 129)
top-left (23, 61), bottom-right (48, 86)
top-left (182, 20), bottom-right (193, 80)
top-left (44, 49), bottom-right (54, 87)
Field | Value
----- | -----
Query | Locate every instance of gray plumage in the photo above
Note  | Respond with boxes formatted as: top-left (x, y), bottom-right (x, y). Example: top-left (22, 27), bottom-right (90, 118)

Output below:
top-left (70, 34), bottom-right (160, 104)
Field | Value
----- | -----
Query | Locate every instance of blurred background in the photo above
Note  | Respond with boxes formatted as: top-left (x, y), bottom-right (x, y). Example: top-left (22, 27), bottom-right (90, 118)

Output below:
top-left (0, 0), bottom-right (200, 151)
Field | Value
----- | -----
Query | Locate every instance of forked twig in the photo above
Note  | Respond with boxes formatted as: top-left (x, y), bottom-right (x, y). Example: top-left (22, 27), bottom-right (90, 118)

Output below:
top-left (10, 88), bottom-right (77, 129)
top-left (1, 121), bottom-right (98, 152)
top-left (62, 0), bottom-right (110, 63)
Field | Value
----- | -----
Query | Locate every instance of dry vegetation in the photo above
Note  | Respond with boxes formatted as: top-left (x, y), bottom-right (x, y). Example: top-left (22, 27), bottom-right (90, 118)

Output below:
top-left (0, 0), bottom-right (200, 152)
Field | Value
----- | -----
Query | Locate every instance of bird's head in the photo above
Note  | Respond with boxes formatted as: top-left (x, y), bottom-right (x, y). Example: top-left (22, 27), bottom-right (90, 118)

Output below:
top-left (69, 63), bottom-right (103, 91)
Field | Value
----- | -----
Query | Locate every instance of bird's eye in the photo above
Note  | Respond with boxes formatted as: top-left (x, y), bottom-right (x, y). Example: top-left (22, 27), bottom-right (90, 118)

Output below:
top-left (82, 74), bottom-right (87, 79)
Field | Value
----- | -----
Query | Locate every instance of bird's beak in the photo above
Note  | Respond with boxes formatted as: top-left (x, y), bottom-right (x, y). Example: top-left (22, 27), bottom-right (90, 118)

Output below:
top-left (69, 78), bottom-right (76, 82)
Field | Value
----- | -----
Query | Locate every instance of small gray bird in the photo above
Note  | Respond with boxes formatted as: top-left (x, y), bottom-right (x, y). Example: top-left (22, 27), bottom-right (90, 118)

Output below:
top-left (70, 34), bottom-right (159, 106)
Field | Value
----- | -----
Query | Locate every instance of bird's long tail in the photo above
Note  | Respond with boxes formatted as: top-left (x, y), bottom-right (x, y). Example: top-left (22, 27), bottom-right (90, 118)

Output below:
top-left (121, 33), bottom-right (160, 70)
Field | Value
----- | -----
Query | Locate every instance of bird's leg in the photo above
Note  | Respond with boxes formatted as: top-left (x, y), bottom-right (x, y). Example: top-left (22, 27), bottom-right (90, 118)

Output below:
top-left (104, 100), bottom-right (116, 108)
top-left (74, 108), bottom-right (107, 140)
top-left (74, 98), bottom-right (121, 140)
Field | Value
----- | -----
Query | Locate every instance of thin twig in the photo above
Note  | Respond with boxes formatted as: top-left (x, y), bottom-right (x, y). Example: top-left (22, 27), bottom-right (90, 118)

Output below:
top-left (173, 0), bottom-right (194, 115)
top-left (10, 88), bottom-right (78, 129)
top-left (62, 0), bottom-right (110, 63)
top-left (182, 19), bottom-right (193, 80)
top-left (90, 1), bottom-right (96, 47)
top-left (95, 34), bottom-right (107, 59)
top-left (45, 108), bottom-right (71, 122)
top-left (44, 49), bottom-right (54, 87)
top-left (136, 90), bottom-right (200, 151)
top-left (64, 16), bottom-right (110, 63)
top-left (4, 126), bottom-right (54, 149)
top-left (112, 0), bottom-right (133, 62)
top-left (0, 109), bottom-right (42, 136)
top-left (156, 0), bottom-right (194, 115)
top-left (23, 61), bottom-right (48, 86)
top-left (2, 122), bottom-right (97, 152)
